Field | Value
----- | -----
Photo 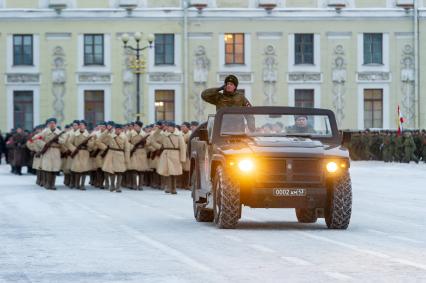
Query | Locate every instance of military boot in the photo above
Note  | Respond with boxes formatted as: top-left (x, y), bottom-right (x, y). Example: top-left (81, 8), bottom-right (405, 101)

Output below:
top-left (137, 173), bottom-right (144, 191)
top-left (171, 176), bottom-right (177, 195)
top-left (109, 174), bottom-right (116, 192)
top-left (115, 174), bottom-right (122, 193)
top-left (69, 173), bottom-right (76, 189)
top-left (50, 173), bottom-right (57, 190)
top-left (64, 173), bottom-right (70, 187)
top-left (80, 174), bottom-right (87, 190)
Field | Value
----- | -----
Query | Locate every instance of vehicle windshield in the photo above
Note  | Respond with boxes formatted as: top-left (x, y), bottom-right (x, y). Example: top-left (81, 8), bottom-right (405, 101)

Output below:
top-left (220, 113), bottom-right (333, 137)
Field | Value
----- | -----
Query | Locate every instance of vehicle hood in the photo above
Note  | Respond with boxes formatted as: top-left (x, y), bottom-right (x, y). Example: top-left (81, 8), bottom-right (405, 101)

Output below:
top-left (218, 136), bottom-right (349, 158)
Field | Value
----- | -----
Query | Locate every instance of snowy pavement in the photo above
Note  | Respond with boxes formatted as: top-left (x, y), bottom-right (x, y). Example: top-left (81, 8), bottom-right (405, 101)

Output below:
top-left (0, 161), bottom-right (425, 283)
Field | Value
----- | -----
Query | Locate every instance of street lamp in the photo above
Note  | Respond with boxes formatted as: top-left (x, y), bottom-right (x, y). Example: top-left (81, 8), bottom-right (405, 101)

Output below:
top-left (121, 32), bottom-right (155, 121)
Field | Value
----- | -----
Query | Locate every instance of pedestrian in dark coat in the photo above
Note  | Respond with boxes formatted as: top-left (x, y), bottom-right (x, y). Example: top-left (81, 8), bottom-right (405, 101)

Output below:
top-left (9, 127), bottom-right (29, 175)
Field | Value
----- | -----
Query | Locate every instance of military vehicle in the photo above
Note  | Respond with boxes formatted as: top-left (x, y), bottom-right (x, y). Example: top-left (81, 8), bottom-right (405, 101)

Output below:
top-left (189, 106), bottom-right (352, 229)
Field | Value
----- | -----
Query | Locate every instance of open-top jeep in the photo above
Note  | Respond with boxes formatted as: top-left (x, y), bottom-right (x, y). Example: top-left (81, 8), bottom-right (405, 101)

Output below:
top-left (189, 106), bottom-right (352, 229)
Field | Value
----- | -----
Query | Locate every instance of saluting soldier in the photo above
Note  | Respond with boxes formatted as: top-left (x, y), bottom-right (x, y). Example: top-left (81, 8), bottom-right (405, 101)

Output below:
top-left (201, 75), bottom-right (252, 111)
top-left (128, 121), bottom-right (149, 190)
top-left (157, 121), bottom-right (187, 194)
top-left (67, 120), bottom-right (95, 190)
top-left (38, 118), bottom-right (66, 190)
top-left (100, 124), bottom-right (131, 193)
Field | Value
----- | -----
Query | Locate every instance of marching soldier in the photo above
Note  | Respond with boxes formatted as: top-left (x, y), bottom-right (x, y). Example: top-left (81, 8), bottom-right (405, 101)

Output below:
top-left (61, 124), bottom-right (73, 187)
top-left (67, 121), bottom-right (95, 190)
top-left (201, 75), bottom-right (252, 111)
top-left (146, 121), bottom-right (165, 189)
top-left (100, 124), bottom-right (131, 193)
top-left (68, 120), bottom-right (80, 188)
top-left (157, 121), bottom-right (187, 194)
top-left (128, 121), bottom-right (149, 190)
top-left (38, 118), bottom-right (66, 190)
top-left (91, 122), bottom-right (108, 189)
top-left (26, 125), bottom-right (44, 186)
top-left (421, 130), bottom-right (426, 162)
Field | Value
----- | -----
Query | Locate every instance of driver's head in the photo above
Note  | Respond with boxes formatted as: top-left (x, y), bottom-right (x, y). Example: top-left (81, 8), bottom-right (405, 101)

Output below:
top-left (295, 115), bottom-right (308, 128)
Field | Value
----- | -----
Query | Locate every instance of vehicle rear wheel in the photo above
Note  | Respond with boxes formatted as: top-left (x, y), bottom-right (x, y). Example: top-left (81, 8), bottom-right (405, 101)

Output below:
top-left (192, 171), bottom-right (213, 222)
top-left (213, 166), bottom-right (240, 229)
top-left (295, 208), bottom-right (318, 223)
top-left (325, 172), bottom-right (352, 229)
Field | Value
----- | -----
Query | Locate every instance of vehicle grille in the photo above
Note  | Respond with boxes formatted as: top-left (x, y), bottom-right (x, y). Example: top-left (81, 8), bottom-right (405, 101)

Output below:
top-left (256, 158), bottom-right (323, 184)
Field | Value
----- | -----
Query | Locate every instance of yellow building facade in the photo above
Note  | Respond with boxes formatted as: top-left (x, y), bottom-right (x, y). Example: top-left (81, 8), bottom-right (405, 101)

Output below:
top-left (1, 0), bottom-right (425, 131)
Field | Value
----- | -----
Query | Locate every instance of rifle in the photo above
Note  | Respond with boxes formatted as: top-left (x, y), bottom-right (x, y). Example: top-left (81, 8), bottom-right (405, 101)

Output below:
top-left (130, 135), bottom-right (149, 157)
top-left (150, 147), bottom-right (164, 160)
top-left (40, 131), bottom-right (65, 155)
top-left (100, 146), bottom-right (109, 158)
top-left (90, 149), bottom-right (101, 158)
top-left (70, 135), bottom-right (93, 158)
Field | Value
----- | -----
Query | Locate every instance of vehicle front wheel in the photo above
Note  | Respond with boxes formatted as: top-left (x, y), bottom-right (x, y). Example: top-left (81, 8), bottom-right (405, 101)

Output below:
top-left (295, 208), bottom-right (318, 223)
top-left (325, 172), bottom-right (352, 229)
top-left (192, 171), bottom-right (213, 222)
top-left (213, 166), bottom-right (241, 229)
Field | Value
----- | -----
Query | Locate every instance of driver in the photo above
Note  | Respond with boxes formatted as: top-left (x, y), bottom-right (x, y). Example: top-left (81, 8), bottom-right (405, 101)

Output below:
top-left (286, 115), bottom-right (316, 134)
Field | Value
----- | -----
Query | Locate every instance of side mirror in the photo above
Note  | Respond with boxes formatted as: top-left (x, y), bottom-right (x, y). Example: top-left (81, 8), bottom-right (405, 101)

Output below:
top-left (199, 129), bottom-right (209, 142)
top-left (341, 131), bottom-right (351, 146)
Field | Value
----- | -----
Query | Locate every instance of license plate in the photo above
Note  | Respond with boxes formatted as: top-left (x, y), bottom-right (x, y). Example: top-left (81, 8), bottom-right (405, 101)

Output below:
top-left (272, 188), bottom-right (307, 197)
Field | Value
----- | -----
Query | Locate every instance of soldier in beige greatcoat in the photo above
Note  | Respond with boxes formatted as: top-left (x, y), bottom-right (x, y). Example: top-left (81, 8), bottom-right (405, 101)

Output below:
top-left (128, 121), bottom-right (149, 190)
top-left (146, 121), bottom-right (165, 189)
top-left (67, 121), bottom-right (95, 190)
top-left (157, 121), bottom-right (187, 194)
top-left (26, 125), bottom-right (44, 187)
top-left (180, 122), bottom-right (192, 190)
top-left (99, 124), bottom-right (131, 193)
top-left (38, 118), bottom-right (66, 190)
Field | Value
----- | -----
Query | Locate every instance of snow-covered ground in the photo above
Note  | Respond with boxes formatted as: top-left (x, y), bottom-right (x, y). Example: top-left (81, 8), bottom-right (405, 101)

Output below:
top-left (0, 161), bottom-right (425, 283)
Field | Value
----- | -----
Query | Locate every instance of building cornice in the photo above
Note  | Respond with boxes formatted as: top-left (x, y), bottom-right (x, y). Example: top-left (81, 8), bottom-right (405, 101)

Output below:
top-left (0, 8), bottom-right (422, 20)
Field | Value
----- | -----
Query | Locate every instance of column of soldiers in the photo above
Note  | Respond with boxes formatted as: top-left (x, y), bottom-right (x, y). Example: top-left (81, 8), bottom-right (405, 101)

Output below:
top-left (345, 129), bottom-right (426, 163)
top-left (1, 117), bottom-right (200, 193)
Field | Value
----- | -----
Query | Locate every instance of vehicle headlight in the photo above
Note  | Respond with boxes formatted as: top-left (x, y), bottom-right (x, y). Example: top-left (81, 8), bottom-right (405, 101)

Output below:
top-left (238, 159), bottom-right (255, 172)
top-left (326, 161), bottom-right (338, 173)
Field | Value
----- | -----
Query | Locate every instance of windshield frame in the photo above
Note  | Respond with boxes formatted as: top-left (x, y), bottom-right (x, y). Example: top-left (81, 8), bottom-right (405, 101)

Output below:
top-left (212, 106), bottom-right (340, 145)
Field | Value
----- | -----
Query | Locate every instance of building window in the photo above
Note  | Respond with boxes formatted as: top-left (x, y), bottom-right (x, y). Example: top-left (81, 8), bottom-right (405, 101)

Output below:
top-left (295, 34), bottom-right (314, 65)
top-left (364, 89), bottom-right (383, 128)
top-left (84, 90), bottom-right (104, 129)
top-left (84, 34), bottom-right (104, 66)
top-left (224, 33), bottom-right (245, 64)
top-left (295, 89), bottom-right (314, 108)
top-left (14, 91), bottom-right (33, 130)
top-left (155, 34), bottom-right (175, 65)
top-left (155, 90), bottom-right (175, 121)
top-left (13, 35), bottom-right (33, 66)
top-left (363, 33), bottom-right (383, 65)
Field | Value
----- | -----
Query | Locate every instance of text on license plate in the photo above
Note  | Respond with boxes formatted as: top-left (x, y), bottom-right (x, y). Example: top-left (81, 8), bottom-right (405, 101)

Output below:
top-left (273, 188), bottom-right (307, 197)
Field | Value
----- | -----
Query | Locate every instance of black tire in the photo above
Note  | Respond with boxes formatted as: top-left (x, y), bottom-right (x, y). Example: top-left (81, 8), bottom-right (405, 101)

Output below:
top-left (213, 166), bottom-right (240, 229)
top-left (192, 170), bottom-right (213, 222)
top-left (295, 208), bottom-right (318, 223)
top-left (325, 172), bottom-right (352, 229)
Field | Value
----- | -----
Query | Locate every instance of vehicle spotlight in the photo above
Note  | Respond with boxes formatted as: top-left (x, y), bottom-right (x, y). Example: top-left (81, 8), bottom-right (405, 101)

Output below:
top-left (238, 159), bottom-right (254, 172)
top-left (326, 161), bottom-right (338, 173)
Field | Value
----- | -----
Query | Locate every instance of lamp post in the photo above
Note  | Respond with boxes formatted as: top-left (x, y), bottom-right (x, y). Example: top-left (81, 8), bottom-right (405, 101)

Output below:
top-left (121, 32), bottom-right (155, 121)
